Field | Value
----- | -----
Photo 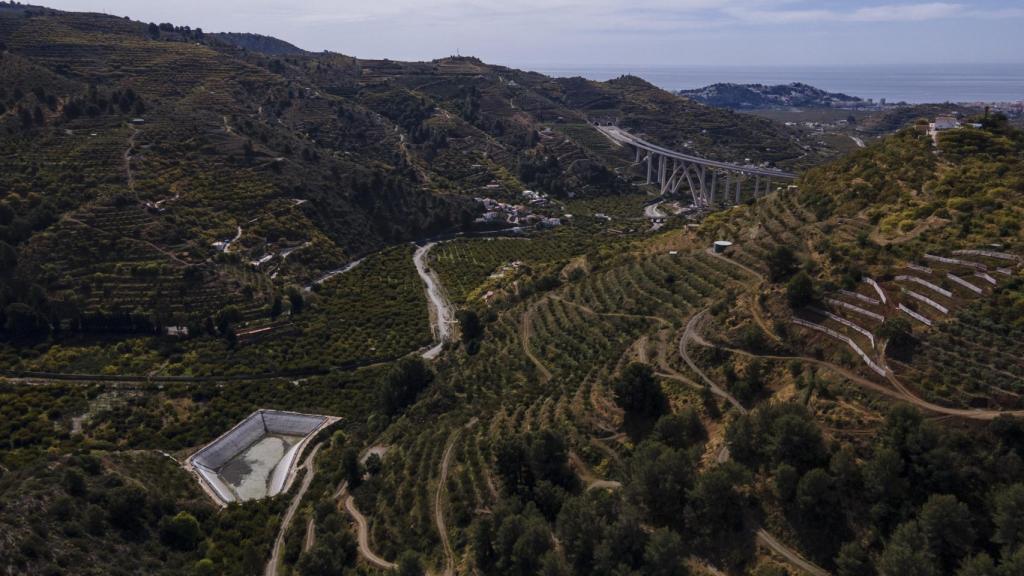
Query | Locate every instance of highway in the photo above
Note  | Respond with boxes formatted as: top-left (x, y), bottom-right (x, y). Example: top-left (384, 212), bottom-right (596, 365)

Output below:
top-left (597, 125), bottom-right (798, 180)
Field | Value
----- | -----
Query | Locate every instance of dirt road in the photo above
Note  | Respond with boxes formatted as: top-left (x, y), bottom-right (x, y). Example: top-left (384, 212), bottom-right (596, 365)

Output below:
top-left (414, 242), bottom-right (454, 360)
top-left (265, 443), bottom-right (323, 576)
top-left (520, 300), bottom-right (553, 382)
top-left (344, 494), bottom-right (397, 570)
top-left (679, 311), bottom-right (747, 413)
top-left (697, 333), bottom-right (1024, 421)
top-left (705, 250), bottom-right (780, 343)
top-left (435, 419), bottom-right (477, 576)
top-left (756, 529), bottom-right (830, 576)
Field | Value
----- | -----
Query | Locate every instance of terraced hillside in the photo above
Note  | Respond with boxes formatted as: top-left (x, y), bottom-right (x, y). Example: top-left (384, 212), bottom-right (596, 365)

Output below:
top-left (5, 4), bottom-right (1024, 576)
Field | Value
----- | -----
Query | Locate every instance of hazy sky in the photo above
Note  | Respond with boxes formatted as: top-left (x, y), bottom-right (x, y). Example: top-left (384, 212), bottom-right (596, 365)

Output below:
top-left (38, 0), bottom-right (1024, 66)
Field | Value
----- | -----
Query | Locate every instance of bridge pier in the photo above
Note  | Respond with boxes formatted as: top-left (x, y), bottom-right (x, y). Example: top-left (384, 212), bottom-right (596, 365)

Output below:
top-left (602, 126), bottom-right (796, 210)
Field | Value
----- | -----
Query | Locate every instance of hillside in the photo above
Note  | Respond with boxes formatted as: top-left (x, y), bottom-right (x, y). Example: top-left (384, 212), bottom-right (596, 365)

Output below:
top-left (680, 82), bottom-right (864, 110)
top-left (209, 32), bottom-right (306, 55)
top-left (0, 3), bottom-right (833, 342)
top-left (5, 3), bottom-right (1024, 576)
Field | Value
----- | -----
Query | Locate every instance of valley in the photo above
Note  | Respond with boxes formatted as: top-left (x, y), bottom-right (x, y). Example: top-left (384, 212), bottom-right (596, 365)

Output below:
top-left (1, 3), bottom-right (1024, 576)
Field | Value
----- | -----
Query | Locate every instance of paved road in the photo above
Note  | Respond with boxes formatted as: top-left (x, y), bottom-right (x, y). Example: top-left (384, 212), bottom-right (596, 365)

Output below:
top-left (265, 443), bottom-right (323, 576)
top-left (305, 257), bottom-right (365, 291)
top-left (644, 201), bottom-right (666, 230)
top-left (414, 242), bottom-right (454, 360)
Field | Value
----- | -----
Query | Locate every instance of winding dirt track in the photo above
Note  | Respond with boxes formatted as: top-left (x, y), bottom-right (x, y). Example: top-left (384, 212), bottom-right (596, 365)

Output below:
top-left (679, 314), bottom-right (830, 575)
top-left (265, 443), bottom-right (323, 576)
top-left (679, 311), bottom-right (747, 413)
top-left (303, 518), bottom-right (315, 553)
top-left (435, 419), bottom-right (478, 576)
top-left (520, 299), bottom-right (553, 382)
top-left (344, 494), bottom-right (397, 570)
top-left (705, 250), bottom-right (780, 344)
top-left (756, 529), bottom-right (829, 576)
top-left (415, 242), bottom-right (454, 360)
top-left (700, 337), bottom-right (1024, 421)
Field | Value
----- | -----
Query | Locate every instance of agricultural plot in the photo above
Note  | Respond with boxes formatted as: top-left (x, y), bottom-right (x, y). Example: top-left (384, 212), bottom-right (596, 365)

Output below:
top-left (428, 229), bottom-right (612, 305)
top-left (896, 303), bottom-right (1024, 409)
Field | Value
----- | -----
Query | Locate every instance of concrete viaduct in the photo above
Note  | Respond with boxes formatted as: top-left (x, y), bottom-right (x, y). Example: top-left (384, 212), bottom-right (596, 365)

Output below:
top-left (597, 125), bottom-right (798, 209)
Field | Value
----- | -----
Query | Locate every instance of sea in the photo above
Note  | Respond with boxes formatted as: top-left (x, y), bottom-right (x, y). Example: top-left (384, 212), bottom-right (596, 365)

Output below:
top-left (527, 63), bottom-right (1024, 105)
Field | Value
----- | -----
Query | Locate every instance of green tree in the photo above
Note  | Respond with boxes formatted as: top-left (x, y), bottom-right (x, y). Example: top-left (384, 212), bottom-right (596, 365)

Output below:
top-left (397, 550), bottom-right (424, 576)
top-left (879, 317), bottom-right (915, 353)
top-left (0, 241), bottom-right (16, 276)
top-left (796, 468), bottom-right (836, 518)
top-left (878, 521), bottom-right (939, 576)
top-left (288, 287), bottom-right (304, 315)
top-left (557, 495), bottom-right (604, 573)
top-left (63, 469), bottom-right (87, 497)
top-left (106, 485), bottom-right (148, 531)
top-left (768, 412), bottom-right (825, 472)
top-left (4, 302), bottom-right (49, 338)
top-left (457, 309), bottom-right (482, 343)
top-left (993, 483), bottom-right (1024, 553)
top-left (629, 441), bottom-right (694, 530)
top-left (956, 553), bottom-right (996, 576)
top-left (379, 357), bottom-right (434, 415)
top-left (341, 447), bottom-right (361, 488)
top-left (684, 462), bottom-right (749, 553)
top-left (767, 245), bottom-right (798, 282)
top-left (998, 546), bottom-right (1024, 576)
top-left (835, 541), bottom-right (874, 576)
top-left (159, 511), bottom-right (202, 551)
top-left (613, 363), bottom-right (668, 417)
top-left (644, 528), bottom-right (689, 576)
top-left (297, 530), bottom-right (356, 576)
top-left (192, 558), bottom-right (215, 576)
top-left (773, 463), bottom-right (799, 502)
top-left (652, 409), bottom-right (706, 450)
top-left (918, 494), bottom-right (974, 570)
top-left (786, 270), bottom-right (814, 307)
top-left (472, 516), bottom-right (496, 570)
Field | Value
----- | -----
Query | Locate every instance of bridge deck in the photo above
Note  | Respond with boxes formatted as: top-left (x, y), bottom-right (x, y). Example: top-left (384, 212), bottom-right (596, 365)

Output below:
top-left (597, 126), bottom-right (797, 180)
